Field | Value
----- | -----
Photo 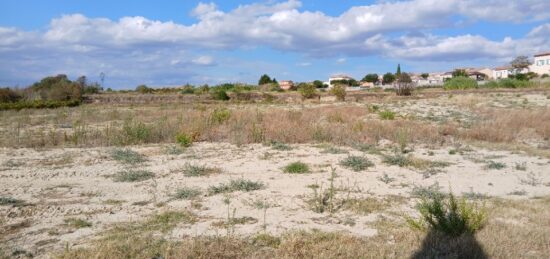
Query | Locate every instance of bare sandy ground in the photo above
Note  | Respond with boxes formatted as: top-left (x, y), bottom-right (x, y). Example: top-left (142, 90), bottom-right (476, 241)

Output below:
top-left (1, 141), bottom-right (549, 257)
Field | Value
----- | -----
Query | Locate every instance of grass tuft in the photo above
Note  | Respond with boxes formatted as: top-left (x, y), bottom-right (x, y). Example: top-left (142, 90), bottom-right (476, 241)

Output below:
top-left (173, 187), bottom-right (202, 200)
top-left (0, 196), bottom-right (24, 206)
top-left (64, 218), bottom-right (92, 228)
top-left (339, 156), bottom-right (374, 172)
top-left (283, 161), bottom-right (310, 174)
top-left (208, 179), bottom-right (265, 195)
top-left (111, 149), bottom-right (146, 164)
top-left (113, 170), bottom-right (154, 182)
top-left (181, 163), bottom-right (222, 177)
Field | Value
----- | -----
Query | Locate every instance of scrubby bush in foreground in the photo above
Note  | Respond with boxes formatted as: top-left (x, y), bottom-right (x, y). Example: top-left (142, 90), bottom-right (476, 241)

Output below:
top-left (407, 192), bottom-right (487, 237)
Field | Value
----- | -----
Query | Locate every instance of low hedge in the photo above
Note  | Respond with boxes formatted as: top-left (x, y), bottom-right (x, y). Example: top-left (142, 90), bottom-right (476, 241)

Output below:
top-left (0, 99), bottom-right (81, 111)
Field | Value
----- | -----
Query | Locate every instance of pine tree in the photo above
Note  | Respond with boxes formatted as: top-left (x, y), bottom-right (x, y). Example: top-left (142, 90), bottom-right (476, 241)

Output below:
top-left (396, 64), bottom-right (401, 77)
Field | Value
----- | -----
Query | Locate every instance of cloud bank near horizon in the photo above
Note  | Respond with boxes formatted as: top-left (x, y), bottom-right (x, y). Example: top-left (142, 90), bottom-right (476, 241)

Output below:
top-left (1, 0), bottom-right (549, 87)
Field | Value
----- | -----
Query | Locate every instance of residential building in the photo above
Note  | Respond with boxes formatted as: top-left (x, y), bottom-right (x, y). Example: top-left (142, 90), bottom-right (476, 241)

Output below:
top-left (493, 66), bottom-right (512, 79)
top-left (328, 74), bottom-right (354, 88)
top-left (529, 52), bottom-right (550, 75)
top-left (279, 80), bottom-right (294, 90)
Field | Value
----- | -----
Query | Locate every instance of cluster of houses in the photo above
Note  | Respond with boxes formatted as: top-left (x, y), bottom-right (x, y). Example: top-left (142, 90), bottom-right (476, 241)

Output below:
top-left (279, 52), bottom-right (550, 90)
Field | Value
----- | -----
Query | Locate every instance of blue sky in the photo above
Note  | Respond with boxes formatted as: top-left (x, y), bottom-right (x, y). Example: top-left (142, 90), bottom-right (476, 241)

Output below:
top-left (1, 0), bottom-right (549, 88)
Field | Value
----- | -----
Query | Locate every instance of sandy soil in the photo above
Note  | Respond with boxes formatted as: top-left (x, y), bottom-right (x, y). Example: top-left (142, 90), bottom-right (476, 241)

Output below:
top-left (1, 141), bottom-right (549, 257)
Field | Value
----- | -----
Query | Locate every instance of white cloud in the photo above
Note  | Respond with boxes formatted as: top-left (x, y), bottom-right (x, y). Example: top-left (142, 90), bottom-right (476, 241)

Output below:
top-left (1, 0), bottom-right (549, 87)
top-left (336, 58), bottom-right (347, 64)
top-left (297, 62), bottom-right (311, 67)
top-left (192, 55), bottom-right (215, 66)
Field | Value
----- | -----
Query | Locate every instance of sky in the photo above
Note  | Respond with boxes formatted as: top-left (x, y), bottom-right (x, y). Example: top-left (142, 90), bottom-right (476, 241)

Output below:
top-left (0, 0), bottom-right (549, 89)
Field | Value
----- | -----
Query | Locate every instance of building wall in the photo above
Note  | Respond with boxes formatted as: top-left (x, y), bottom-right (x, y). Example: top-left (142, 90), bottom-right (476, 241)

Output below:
top-left (493, 69), bottom-right (510, 79)
top-left (530, 55), bottom-right (550, 75)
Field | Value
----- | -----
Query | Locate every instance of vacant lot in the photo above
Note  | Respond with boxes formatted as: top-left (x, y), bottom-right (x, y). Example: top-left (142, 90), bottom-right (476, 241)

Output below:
top-left (1, 89), bottom-right (550, 258)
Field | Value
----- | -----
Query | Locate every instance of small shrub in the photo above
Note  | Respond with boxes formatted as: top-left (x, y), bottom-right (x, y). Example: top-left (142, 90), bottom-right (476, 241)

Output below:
top-left (497, 78), bottom-right (531, 88)
top-left (283, 162), bottom-right (310, 174)
top-left (410, 183), bottom-right (445, 199)
top-left (113, 170), bottom-right (154, 182)
top-left (407, 192), bottom-right (487, 237)
top-left (444, 77), bottom-right (478, 90)
top-left (175, 133), bottom-right (193, 147)
top-left (270, 141), bottom-right (292, 151)
top-left (484, 161), bottom-right (506, 170)
top-left (329, 85), bottom-right (347, 101)
top-left (382, 153), bottom-right (409, 167)
top-left (208, 179), bottom-right (265, 195)
top-left (173, 187), bottom-right (202, 200)
top-left (120, 120), bottom-right (151, 144)
top-left (211, 89), bottom-right (230, 101)
top-left (64, 218), bottom-right (92, 228)
top-left (339, 156), bottom-right (374, 172)
top-left (210, 108), bottom-right (231, 124)
top-left (378, 110), bottom-right (396, 120)
top-left (298, 83), bottom-right (317, 99)
top-left (182, 163), bottom-right (222, 177)
top-left (111, 149), bottom-right (146, 164)
top-left (0, 196), bottom-right (24, 206)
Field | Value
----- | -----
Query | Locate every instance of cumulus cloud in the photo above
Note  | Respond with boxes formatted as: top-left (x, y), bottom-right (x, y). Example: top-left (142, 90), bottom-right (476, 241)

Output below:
top-left (1, 0), bottom-right (549, 87)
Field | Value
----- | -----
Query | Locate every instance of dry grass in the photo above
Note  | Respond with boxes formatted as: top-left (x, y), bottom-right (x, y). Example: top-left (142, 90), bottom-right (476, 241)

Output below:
top-left (55, 196), bottom-right (550, 258)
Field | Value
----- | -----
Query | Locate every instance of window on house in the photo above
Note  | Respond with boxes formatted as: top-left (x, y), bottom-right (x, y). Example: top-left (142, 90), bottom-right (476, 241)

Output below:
top-left (496, 72), bottom-right (501, 77)
top-left (547, 59), bottom-right (550, 65)
top-left (537, 60), bottom-right (544, 66)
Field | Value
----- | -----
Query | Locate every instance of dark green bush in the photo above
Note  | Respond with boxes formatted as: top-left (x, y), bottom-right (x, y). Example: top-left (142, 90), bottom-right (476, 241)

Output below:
top-left (0, 88), bottom-right (21, 103)
top-left (176, 133), bottom-right (193, 147)
top-left (211, 89), bottom-right (230, 101)
top-left (0, 100), bottom-right (81, 111)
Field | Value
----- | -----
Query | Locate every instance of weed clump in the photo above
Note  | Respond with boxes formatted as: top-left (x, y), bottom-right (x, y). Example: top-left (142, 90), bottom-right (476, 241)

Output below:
top-left (407, 192), bottom-right (487, 237)
top-left (339, 156), bottom-right (374, 172)
top-left (181, 163), bottom-right (222, 177)
top-left (270, 141), bottom-right (292, 151)
top-left (0, 196), bottom-right (24, 206)
top-left (208, 179), bottom-right (265, 195)
top-left (484, 161), bottom-right (506, 170)
top-left (113, 170), bottom-right (154, 182)
top-left (173, 187), bottom-right (202, 200)
top-left (378, 110), bottom-right (396, 120)
top-left (175, 133), bottom-right (193, 147)
top-left (64, 218), bottom-right (92, 228)
top-left (111, 149), bottom-right (146, 164)
top-left (283, 162), bottom-right (310, 174)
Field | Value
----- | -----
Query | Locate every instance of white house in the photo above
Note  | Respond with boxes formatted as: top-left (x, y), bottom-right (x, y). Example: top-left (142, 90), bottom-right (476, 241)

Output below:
top-left (328, 74), bottom-right (355, 88)
top-left (493, 66), bottom-right (512, 79)
top-left (529, 52), bottom-right (550, 76)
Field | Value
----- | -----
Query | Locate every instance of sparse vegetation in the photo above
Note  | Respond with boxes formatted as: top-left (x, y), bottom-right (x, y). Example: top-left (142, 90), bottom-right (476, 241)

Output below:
top-left (175, 133), bottom-right (193, 147)
top-left (0, 196), bottom-right (24, 206)
top-left (64, 218), bottom-right (92, 228)
top-left (484, 161), bottom-right (506, 170)
top-left (378, 110), bottom-right (396, 120)
top-left (283, 161), bottom-right (310, 174)
top-left (173, 187), bottom-right (202, 200)
top-left (111, 149), bottom-right (146, 164)
top-left (208, 179), bottom-right (265, 195)
top-left (339, 156), bottom-right (374, 172)
top-left (181, 163), bottom-right (222, 177)
top-left (112, 170), bottom-right (154, 182)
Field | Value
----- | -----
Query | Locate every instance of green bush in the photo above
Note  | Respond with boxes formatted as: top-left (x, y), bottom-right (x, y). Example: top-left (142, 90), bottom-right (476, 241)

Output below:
top-left (497, 79), bottom-right (531, 88)
top-left (176, 133), bottom-right (193, 147)
top-left (283, 161), bottom-right (310, 174)
top-left (407, 192), bottom-right (487, 237)
top-left (120, 120), bottom-right (151, 144)
top-left (339, 156), bottom-right (374, 172)
top-left (378, 110), bottom-right (396, 120)
top-left (210, 108), bottom-right (231, 124)
top-left (444, 77), bottom-right (478, 90)
top-left (329, 85), bottom-right (346, 101)
top-left (211, 89), bottom-right (230, 101)
top-left (0, 99), bottom-right (81, 111)
top-left (298, 83), bottom-right (317, 99)
top-left (0, 88), bottom-right (21, 102)
top-left (136, 85), bottom-right (153, 94)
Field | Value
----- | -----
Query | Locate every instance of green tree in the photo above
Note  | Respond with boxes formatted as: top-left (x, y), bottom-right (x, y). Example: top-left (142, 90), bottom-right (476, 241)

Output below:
top-left (298, 83), bottom-right (317, 99)
top-left (510, 56), bottom-right (530, 74)
top-left (258, 74), bottom-right (272, 85)
top-left (312, 80), bottom-right (326, 88)
top-left (452, 69), bottom-right (468, 77)
top-left (362, 74), bottom-right (379, 83)
top-left (382, 73), bottom-right (396, 84)
top-left (396, 64), bottom-right (401, 77)
top-left (421, 73), bottom-right (429, 79)
top-left (136, 85), bottom-right (153, 94)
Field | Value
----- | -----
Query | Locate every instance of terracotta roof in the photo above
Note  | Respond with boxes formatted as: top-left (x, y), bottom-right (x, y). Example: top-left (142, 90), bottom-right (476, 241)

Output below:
top-left (534, 52), bottom-right (550, 57)
top-left (494, 65), bottom-right (512, 70)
